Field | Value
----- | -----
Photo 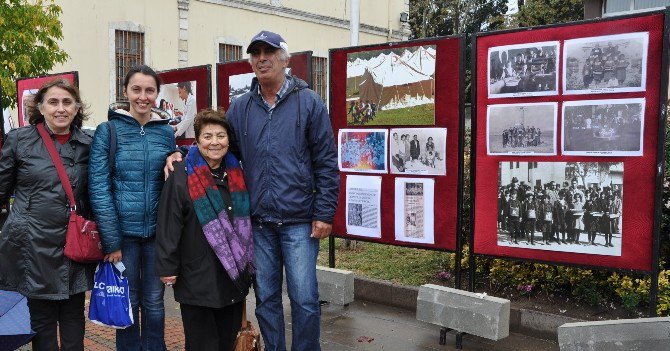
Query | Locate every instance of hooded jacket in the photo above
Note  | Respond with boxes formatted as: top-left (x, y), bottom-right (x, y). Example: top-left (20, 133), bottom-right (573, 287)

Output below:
top-left (0, 125), bottom-right (94, 299)
top-left (226, 75), bottom-right (339, 224)
top-left (88, 109), bottom-right (175, 253)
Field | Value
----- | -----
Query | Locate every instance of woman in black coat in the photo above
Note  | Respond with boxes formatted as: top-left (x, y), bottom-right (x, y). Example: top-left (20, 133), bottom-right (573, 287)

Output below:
top-left (156, 109), bottom-right (254, 351)
top-left (0, 79), bottom-right (94, 351)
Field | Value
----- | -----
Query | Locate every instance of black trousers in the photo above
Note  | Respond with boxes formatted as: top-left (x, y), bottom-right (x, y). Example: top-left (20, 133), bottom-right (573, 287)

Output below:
top-left (27, 292), bottom-right (85, 351)
top-left (180, 301), bottom-right (244, 351)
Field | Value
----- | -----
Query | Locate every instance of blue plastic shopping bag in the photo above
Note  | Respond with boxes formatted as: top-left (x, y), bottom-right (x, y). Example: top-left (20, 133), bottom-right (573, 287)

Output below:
top-left (88, 262), bottom-right (133, 329)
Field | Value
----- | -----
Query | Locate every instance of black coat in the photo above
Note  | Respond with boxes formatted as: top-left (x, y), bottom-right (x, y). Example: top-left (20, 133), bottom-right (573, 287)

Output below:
top-left (155, 161), bottom-right (249, 308)
top-left (0, 125), bottom-right (94, 300)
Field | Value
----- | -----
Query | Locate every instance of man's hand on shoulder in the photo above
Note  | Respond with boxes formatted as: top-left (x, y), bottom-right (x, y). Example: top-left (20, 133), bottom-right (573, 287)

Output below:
top-left (310, 220), bottom-right (332, 240)
top-left (164, 151), bottom-right (183, 180)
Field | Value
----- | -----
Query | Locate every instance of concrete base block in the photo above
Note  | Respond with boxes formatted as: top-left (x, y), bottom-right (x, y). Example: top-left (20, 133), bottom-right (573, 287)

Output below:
top-left (558, 317), bottom-right (670, 351)
top-left (416, 284), bottom-right (510, 341)
top-left (316, 266), bottom-right (354, 305)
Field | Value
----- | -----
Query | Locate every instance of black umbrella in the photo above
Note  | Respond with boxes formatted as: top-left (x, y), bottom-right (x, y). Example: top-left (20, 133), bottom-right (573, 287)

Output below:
top-left (0, 290), bottom-right (35, 351)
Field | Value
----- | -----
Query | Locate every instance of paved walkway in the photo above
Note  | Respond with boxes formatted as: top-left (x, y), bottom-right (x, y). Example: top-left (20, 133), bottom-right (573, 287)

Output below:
top-left (21, 289), bottom-right (559, 350)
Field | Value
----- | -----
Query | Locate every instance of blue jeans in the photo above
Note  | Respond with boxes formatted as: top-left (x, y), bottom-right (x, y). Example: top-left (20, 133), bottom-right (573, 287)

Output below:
top-left (117, 237), bottom-right (166, 351)
top-left (253, 222), bottom-right (320, 351)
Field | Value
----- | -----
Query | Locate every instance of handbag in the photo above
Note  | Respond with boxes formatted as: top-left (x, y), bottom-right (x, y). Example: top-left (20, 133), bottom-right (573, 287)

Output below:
top-left (88, 262), bottom-right (133, 328)
top-left (233, 301), bottom-right (262, 351)
top-left (36, 123), bottom-right (104, 263)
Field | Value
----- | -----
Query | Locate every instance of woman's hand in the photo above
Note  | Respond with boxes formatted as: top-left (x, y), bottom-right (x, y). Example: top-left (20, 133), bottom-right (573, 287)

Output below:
top-left (160, 276), bottom-right (177, 287)
top-left (104, 250), bottom-right (122, 263)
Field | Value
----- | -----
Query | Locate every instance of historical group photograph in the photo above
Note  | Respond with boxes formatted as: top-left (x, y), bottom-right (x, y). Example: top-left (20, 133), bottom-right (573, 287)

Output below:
top-left (497, 161), bottom-right (623, 256)
top-left (562, 98), bottom-right (644, 156)
top-left (563, 32), bottom-right (648, 94)
top-left (488, 41), bottom-right (559, 98)
top-left (487, 102), bottom-right (557, 155)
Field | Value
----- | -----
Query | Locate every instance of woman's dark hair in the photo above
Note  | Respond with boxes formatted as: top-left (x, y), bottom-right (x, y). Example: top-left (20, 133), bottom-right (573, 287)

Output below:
top-left (123, 65), bottom-right (161, 94)
top-left (194, 109), bottom-right (231, 140)
top-left (28, 79), bottom-right (89, 128)
top-left (177, 81), bottom-right (192, 95)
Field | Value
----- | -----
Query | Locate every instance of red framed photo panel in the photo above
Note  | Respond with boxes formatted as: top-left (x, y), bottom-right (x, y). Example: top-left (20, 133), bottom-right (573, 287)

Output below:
top-left (157, 65), bottom-right (212, 146)
top-left (330, 36), bottom-right (464, 251)
top-left (16, 72), bottom-right (78, 127)
top-left (216, 51), bottom-right (313, 112)
top-left (472, 12), bottom-right (666, 271)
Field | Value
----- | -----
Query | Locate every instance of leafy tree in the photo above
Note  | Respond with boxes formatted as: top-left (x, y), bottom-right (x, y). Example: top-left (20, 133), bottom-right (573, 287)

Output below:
top-left (408, 1), bottom-right (508, 101)
top-left (409, 0), bottom-right (508, 39)
top-left (510, 0), bottom-right (584, 28)
top-left (0, 0), bottom-right (68, 109)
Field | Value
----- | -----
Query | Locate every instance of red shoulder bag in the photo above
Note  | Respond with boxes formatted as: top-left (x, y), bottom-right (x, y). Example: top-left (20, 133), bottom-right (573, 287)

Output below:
top-left (37, 123), bottom-right (103, 263)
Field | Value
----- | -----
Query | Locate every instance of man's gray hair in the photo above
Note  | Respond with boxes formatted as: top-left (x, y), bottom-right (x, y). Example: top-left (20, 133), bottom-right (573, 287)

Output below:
top-left (247, 47), bottom-right (291, 64)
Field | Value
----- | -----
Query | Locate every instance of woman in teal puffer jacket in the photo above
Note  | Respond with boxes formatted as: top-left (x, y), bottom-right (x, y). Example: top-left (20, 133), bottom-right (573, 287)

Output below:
top-left (88, 65), bottom-right (175, 351)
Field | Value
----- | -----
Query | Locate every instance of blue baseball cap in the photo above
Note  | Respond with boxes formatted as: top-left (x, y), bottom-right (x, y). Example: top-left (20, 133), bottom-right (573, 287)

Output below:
top-left (246, 30), bottom-right (289, 53)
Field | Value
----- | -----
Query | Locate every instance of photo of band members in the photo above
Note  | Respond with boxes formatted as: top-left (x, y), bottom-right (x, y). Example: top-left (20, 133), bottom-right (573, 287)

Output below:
top-left (563, 32), bottom-right (647, 94)
top-left (497, 162), bottom-right (623, 256)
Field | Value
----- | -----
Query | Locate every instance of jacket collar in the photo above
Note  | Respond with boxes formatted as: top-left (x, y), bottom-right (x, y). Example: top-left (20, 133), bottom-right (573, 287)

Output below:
top-left (108, 108), bottom-right (170, 125)
top-left (248, 75), bottom-right (308, 107)
top-left (40, 123), bottom-right (91, 144)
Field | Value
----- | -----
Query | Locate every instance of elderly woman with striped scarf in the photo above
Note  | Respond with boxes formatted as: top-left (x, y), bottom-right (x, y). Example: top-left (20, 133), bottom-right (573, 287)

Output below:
top-left (155, 109), bottom-right (254, 351)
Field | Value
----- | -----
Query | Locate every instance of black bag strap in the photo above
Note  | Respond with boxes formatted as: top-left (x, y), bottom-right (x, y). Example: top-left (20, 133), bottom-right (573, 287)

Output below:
top-left (108, 121), bottom-right (117, 174)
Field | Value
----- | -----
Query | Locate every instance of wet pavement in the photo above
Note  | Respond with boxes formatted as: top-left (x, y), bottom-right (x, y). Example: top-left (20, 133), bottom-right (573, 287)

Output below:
top-left (20, 288), bottom-right (559, 350)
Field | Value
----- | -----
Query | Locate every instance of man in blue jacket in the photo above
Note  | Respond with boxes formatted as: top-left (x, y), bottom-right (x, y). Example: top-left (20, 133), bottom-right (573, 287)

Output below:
top-left (227, 31), bottom-right (339, 351)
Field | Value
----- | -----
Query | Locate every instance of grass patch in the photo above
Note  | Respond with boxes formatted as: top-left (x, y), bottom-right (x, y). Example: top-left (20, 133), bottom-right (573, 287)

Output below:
top-left (346, 104), bottom-right (435, 126)
top-left (317, 238), bottom-right (449, 286)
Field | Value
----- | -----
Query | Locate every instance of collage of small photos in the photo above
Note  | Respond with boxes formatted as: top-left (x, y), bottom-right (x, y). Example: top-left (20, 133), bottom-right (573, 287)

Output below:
top-left (488, 32), bottom-right (649, 257)
top-left (340, 44), bottom-right (443, 246)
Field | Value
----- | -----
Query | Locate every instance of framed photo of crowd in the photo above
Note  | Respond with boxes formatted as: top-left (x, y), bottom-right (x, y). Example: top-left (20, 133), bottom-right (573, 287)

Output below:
top-left (330, 35), bottom-right (465, 251)
top-left (16, 71), bottom-right (78, 128)
top-left (472, 10), bottom-right (667, 272)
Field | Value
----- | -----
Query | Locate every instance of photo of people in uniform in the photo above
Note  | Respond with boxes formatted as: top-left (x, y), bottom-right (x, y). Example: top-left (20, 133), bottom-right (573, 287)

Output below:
top-left (389, 128), bottom-right (446, 175)
top-left (487, 102), bottom-right (557, 155)
top-left (562, 98), bottom-right (644, 156)
top-left (338, 129), bottom-right (387, 173)
top-left (563, 32), bottom-right (648, 94)
top-left (488, 41), bottom-right (559, 98)
top-left (497, 162), bottom-right (623, 256)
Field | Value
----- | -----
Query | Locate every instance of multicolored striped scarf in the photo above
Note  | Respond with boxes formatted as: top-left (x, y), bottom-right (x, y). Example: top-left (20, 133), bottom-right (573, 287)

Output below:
top-left (185, 145), bottom-right (254, 291)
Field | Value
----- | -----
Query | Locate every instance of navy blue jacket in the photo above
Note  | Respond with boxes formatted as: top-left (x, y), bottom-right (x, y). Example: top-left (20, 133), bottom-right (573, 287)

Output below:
top-left (226, 75), bottom-right (339, 224)
top-left (89, 109), bottom-right (175, 253)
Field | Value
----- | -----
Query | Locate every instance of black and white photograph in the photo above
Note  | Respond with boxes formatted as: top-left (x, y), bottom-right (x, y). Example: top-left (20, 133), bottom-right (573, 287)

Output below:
top-left (563, 32), bottom-right (648, 94)
top-left (487, 103), bottom-right (557, 156)
top-left (497, 161), bottom-right (623, 256)
top-left (346, 45), bottom-right (436, 125)
top-left (488, 41), bottom-right (559, 98)
top-left (562, 98), bottom-right (644, 156)
top-left (389, 128), bottom-right (447, 175)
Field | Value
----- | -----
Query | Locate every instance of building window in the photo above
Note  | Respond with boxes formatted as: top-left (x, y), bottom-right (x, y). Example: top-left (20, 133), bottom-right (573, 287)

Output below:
top-left (311, 56), bottom-right (328, 102)
top-left (115, 30), bottom-right (144, 101)
top-left (219, 44), bottom-right (242, 63)
top-left (604, 0), bottom-right (670, 15)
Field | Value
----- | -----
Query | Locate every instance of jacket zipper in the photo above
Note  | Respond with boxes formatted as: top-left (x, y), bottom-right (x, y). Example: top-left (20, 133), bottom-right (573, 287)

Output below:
top-left (141, 124), bottom-right (149, 237)
top-left (265, 109), bottom-right (273, 220)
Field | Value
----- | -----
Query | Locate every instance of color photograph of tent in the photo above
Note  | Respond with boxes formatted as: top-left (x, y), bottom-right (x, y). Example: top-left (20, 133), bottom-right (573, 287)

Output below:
top-left (346, 45), bottom-right (436, 126)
